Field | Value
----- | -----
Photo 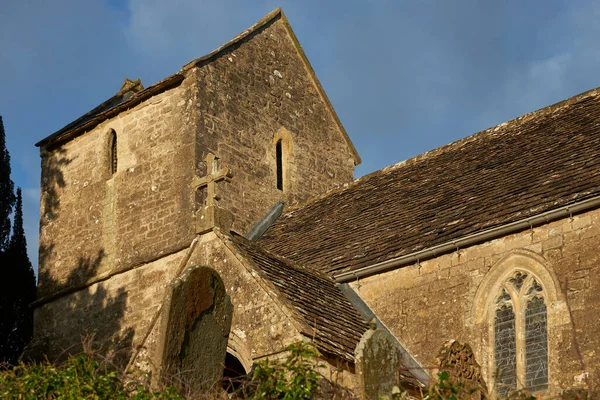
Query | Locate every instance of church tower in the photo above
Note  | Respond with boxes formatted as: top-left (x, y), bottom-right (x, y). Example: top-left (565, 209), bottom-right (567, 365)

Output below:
top-left (32, 9), bottom-right (360, 365)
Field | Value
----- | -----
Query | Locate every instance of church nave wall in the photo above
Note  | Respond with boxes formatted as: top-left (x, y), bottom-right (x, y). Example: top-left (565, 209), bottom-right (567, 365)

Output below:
top-left (351, 208), bottom-right (600, 397)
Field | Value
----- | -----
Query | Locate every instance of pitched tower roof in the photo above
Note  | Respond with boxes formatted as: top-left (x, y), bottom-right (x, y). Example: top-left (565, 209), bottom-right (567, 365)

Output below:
top-left (36, 9), bottom-right (361, 165)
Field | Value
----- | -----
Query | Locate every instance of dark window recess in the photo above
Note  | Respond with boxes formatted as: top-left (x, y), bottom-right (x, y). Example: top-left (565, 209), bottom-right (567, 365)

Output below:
top-left (276, 140), bottom-right (283, 190)
top-left (110, 130), bottom-right (118, 174)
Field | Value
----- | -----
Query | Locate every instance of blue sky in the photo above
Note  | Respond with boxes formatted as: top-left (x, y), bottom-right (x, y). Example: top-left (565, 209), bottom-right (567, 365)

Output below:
top-left (2, 0), bottom-right (600, 272)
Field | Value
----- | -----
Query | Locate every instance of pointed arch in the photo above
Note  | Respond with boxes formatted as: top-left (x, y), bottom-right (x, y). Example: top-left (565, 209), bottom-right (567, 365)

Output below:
top-left (473, 250), bottom-right (563, 324)
top-left (272, 127), bottom-right (294, 192)
top-left (227, 330), bottom-right (253, 374)
top-left (473, 250), bottom-right (565, 395)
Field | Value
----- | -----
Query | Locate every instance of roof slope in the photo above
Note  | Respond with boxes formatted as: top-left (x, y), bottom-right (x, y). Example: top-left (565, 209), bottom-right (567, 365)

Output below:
top-left (259, 87), bottom-right (600, 276)
top-left (36, 75), bottom-right (184, 147)
top-left (226, 232), bottom-right (367, 364)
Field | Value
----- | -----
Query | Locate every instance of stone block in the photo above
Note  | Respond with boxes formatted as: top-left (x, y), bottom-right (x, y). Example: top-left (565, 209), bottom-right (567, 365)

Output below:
top-left (572, 215), bottom-right (592, 231)
top-left (542, 235), bottom-right (563, 251)
top-left (505, 233), bottom-right (532, 250)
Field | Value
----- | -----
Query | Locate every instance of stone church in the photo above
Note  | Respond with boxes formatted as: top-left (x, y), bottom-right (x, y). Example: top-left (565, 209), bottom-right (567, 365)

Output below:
top-left (31, 8), bottom-right (600, 398)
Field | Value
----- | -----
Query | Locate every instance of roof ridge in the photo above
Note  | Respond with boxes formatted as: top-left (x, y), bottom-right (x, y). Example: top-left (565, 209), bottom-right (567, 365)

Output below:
top-left (36, 74), bottom-right (185, 147)
top-left (38, 7), bottom-right (361, 166)
top-left (37, 9), bottom-right (284, 148)
top-left (182, 8), bottom-right (282, 71)
top-left (277, 85), bottom-right (600, 216)
top-left (380, 85), bottom-right (600, 173)
top-left (181, 8), bottom-right (361, 165)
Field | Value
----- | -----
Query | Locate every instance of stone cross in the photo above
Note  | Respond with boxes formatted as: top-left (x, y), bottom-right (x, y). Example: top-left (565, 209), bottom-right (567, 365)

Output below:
top-left (192, 153), bottom-right (232, 207)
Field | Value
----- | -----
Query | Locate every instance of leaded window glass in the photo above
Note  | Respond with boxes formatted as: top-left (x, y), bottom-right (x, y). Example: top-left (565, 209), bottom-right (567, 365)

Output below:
top-left (493, 272), bottom-right (548, 396)
top-left (525, 296), bottom-right (548, 391)
top-left (495, 304), bottom-right (517, 396)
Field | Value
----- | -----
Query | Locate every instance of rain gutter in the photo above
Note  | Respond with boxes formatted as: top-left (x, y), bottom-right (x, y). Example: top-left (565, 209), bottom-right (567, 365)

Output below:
top-left (335, 195), bottom-right (600, 283)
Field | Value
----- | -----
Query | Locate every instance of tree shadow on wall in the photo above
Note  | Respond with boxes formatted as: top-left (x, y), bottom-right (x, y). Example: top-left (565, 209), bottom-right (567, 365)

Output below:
top-left (31, 250), bottom-right (134, 369)
top-left (39, 147), bottom-right (69, 224)
top-left (28, 148), bottom-right (134, 370)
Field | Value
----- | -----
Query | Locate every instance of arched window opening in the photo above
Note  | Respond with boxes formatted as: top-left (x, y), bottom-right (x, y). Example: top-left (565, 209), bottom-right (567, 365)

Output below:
top-left (222, 352), bottom-right (248, 394)
top-left (493, 272), bottom-right (548, 396)
top-left (109, 129), bottom-right (118, 175)
top-left (276, 140), bottom-right (283, 191)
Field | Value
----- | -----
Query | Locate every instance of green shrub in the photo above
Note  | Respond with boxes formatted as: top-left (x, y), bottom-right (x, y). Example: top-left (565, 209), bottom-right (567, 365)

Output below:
top-left (0, 353), bottom-right (182, 399)
top-left (251, 342), bottom-right (323, 400)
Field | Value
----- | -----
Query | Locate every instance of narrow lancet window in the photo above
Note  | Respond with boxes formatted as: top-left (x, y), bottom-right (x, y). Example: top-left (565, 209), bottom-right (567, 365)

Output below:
top-left (276, 140), bottom-right (283, 191)
top-left (109, 130), bottom-right (117, 175)
top-left (525, 296), bottom-right (548, 391)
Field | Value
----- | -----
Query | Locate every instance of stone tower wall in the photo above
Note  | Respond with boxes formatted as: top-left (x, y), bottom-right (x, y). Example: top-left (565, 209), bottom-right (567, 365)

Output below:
top-left (191, 16), bottom-right (357, 234)
top-left (34, 11), bottom-right (359, 379)
top-left (38, 80), bottom-right (198, 298)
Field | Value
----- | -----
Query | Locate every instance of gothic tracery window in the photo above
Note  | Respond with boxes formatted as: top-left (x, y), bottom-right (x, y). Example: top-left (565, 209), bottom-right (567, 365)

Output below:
top-left (493, 272), bottom-right (548, 396)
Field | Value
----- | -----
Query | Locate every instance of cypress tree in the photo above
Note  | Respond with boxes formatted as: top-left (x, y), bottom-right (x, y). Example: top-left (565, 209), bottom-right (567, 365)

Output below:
top-left (0, 117), bottom-right (36, 364)
top-left (7, 188), bottom-right (37, 362)
top-left (0, 116), bottom-right (15, 251)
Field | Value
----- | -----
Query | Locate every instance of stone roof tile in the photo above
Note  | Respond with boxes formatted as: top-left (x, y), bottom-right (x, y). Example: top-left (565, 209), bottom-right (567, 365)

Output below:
top-left (259, 87), bottom-right (600, 276)
top-left (227, 232), bottom-right (367, 364)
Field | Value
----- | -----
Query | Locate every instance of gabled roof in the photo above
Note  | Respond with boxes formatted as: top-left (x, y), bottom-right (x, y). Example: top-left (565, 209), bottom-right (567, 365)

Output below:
top-left (181, 8), bottom-right (360, 165)
top-left (36, 9), bottom-right (361, 164)
top-left (224, 232), bottom-right (368, 364)
top-left (259, 87), bottom-right (600, 276)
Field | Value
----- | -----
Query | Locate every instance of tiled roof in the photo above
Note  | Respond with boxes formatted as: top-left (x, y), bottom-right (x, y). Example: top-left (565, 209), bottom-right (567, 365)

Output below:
top-left (226, 232), bottom-right (368, 364)
top-left (36, 74), bottom-right (184, 148)
top-left (259, 87), bottom-right (600, 276)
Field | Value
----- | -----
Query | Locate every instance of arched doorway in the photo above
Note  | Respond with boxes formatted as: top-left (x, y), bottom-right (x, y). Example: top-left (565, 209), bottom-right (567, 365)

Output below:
top-left (222, 352), bottom-right (249, 394)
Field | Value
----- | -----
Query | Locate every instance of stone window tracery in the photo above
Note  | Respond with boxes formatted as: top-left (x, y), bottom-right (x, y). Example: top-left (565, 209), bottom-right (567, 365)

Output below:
top-left (493, 271), bottom-right (548, 396)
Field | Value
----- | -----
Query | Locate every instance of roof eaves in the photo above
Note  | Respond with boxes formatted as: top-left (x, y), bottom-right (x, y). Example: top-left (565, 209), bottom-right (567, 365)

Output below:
top-left (35, 73), bottom-right (185, 148)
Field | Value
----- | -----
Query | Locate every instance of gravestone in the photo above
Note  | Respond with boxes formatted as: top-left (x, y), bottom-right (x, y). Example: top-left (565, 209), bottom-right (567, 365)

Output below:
top-left (437, 340), bottom-right (488, 399)
top-left (154, 265), bottom-right (233, 394)
top-left (355, 327), bottom-right (424, 399)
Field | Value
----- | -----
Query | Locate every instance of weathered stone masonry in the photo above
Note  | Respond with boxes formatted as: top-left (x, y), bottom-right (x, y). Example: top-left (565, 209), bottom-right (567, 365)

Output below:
top-left (33, 10), bottom-right (360, 374)
top-left (189, 14), bottom-right (358, 234)
top-left (352, 209), bottom-right (600, 396)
